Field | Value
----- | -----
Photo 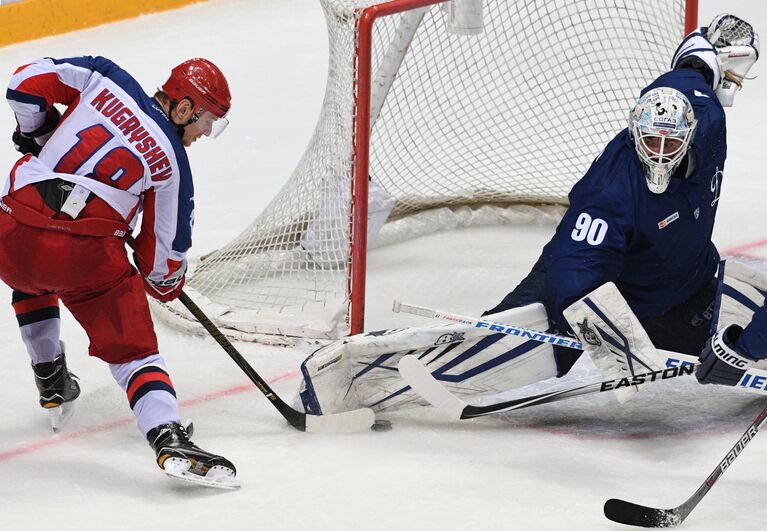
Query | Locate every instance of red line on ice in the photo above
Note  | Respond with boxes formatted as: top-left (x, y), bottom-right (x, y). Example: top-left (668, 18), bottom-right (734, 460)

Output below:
top-left (0, 369), bottom-right (300, 462)
top-left (721, 238), bottom-right (767, 256)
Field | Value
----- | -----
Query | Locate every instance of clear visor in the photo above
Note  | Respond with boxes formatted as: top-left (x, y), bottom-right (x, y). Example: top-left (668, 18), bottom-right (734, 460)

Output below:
top-left (189, 110), bottom-right (229, 138)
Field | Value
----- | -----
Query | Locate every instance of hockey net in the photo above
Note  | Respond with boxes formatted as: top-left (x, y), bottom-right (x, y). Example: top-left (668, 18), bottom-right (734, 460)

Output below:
top-left (154, 0), bottom-right (694, 341)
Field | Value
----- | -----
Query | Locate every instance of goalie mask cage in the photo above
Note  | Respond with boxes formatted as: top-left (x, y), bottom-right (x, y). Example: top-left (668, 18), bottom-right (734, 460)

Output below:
top-left (156, 0), bottom-right (698, 340)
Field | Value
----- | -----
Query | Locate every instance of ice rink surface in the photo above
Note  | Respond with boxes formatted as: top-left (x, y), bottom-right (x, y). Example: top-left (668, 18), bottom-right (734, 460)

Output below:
top-left (0, 1), bottom-right (766, 529)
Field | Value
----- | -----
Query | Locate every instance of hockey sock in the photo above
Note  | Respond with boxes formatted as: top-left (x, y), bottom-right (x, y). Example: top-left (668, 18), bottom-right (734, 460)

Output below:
top-left (12, 290), bottom-right (61, 364)
top-left (110, 354), bottom-right (180, 436)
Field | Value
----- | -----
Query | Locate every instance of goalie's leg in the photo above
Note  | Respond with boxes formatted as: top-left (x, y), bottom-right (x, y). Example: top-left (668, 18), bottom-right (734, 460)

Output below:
top-left (637, 277), bottom-right (717, 356)
top-left (298, 302), bottom-right (563, 415)
top-left (484, 254), bottom-right (582, 376)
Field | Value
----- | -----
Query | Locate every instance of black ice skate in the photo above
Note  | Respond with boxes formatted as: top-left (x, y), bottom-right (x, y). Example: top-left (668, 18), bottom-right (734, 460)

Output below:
top-left (147, 422), bottom-right (239, 489)
top-left (32, 345), bottom-right (80, 432)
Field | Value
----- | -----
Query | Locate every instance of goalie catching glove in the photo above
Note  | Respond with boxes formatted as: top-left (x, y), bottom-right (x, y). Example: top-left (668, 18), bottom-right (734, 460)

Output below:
top-left (672, 13), bottom-right (760, 107)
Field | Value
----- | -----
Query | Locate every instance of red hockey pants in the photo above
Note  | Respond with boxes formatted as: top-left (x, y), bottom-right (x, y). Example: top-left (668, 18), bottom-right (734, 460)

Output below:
top-left (0, 210), bottom-right (158, 364)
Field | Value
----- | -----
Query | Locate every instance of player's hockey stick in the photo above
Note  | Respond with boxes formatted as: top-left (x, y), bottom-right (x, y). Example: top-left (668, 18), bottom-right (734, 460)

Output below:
top-left (176, 291), bottom-right (374, 433)
top-left (397, 354), bottom-right (699, 420)
top-left (126, 238), bottom-right (374, 434)
top-left (603, 404), bottom-right (767, 528)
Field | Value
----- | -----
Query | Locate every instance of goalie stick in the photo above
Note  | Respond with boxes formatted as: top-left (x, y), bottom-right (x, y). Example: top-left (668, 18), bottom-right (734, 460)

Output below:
top-left (126, 238), bottom-right (374, 434)
top-left (603, 404), bottom-right (767, 528)
top-left (392, 300), bottom-right (584, 349)
top-left (397, 355), bottom-right (701, 420)
top-left (393, 300), bottom-right (767, 419)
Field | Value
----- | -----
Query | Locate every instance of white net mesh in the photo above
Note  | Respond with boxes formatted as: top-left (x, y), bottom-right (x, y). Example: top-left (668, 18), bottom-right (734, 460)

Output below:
top-left (160, 0), bottom-right (689, 340)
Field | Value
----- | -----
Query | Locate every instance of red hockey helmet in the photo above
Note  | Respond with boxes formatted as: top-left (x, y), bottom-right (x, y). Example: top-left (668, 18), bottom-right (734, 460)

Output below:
top-left (162, 58), bottom-right (231, 137)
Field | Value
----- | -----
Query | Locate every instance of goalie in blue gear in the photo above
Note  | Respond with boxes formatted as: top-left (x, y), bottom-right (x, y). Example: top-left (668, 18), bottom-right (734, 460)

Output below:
top-left (487, 13), bottom-right (760, 379)
top-left (295, 13), bottom-right (763, 416)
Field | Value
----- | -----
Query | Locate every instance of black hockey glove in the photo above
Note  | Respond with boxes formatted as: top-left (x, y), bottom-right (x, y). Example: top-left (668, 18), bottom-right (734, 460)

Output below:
top-left (12, 107), bottom-right (61, 156)
top-left (696, 324), bottom-right (756, 386)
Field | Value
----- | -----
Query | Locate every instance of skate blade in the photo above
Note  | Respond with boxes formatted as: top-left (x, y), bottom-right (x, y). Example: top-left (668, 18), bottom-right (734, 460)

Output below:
top-left (48, 402), bottom-right (75, 432)
top-left (163, 458), bottom-right (240, 490)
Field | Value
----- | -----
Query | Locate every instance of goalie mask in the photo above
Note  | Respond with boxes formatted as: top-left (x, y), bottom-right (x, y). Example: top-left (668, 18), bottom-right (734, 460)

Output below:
top-left (629, 87), bottom-right (697, 194)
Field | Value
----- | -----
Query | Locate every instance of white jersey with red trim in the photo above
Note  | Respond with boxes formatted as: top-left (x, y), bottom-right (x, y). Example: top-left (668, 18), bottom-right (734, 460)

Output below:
top-left (3, 56), bottom-right (193, 283)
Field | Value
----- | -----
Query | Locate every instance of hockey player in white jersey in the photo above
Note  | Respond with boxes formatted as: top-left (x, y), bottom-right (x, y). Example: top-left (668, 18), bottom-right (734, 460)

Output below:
top-left (294, 14), bottom-right (763, 417)
top-left (0, 56), bottom-right (237, 488)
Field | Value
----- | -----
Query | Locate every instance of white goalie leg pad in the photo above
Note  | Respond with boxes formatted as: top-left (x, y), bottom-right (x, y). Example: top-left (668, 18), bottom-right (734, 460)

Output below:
top-left (717, 260), bottom-right (767, 370)
top-left (563, 282), bottom-right (666, 403)
top-left (717, 260), bottom-right (767, 329)
top-left (296, 303), bottom-right (559, 414)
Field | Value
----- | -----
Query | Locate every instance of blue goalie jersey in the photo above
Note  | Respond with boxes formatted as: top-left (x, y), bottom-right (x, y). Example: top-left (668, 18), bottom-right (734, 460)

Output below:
top-left (542, 68), bottom-right (726, 332)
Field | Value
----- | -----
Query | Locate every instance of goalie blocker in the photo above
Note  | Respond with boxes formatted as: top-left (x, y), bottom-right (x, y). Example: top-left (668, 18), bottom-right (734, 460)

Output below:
top-left (296, 259), bottom-right (767, 416)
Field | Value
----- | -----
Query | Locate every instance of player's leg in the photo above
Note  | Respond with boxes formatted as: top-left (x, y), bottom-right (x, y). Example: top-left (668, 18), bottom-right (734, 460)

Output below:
top-left (638, 277), bottom-right (717, 356)
top-left (638, 260), bottom-right (767, 359)
top-left (12, 290), bottom-right (81, 428)
top-left (61, 239), bottom-right (236, 487)
top-left (0, 215), bottom-right (80, 429)
top-left (110, 354), bottom-right (237, 487)
top-left (483, 254), bottom-right (547, 315)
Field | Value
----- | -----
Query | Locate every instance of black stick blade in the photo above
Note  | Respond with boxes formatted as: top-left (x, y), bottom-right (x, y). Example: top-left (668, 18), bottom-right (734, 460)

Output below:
top-left (604, 499), bottom-right (682, 528)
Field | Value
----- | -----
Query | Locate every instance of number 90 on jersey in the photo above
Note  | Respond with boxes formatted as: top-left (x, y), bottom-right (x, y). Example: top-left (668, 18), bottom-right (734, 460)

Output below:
top-left (571, 212), bottom-right (607, 246)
